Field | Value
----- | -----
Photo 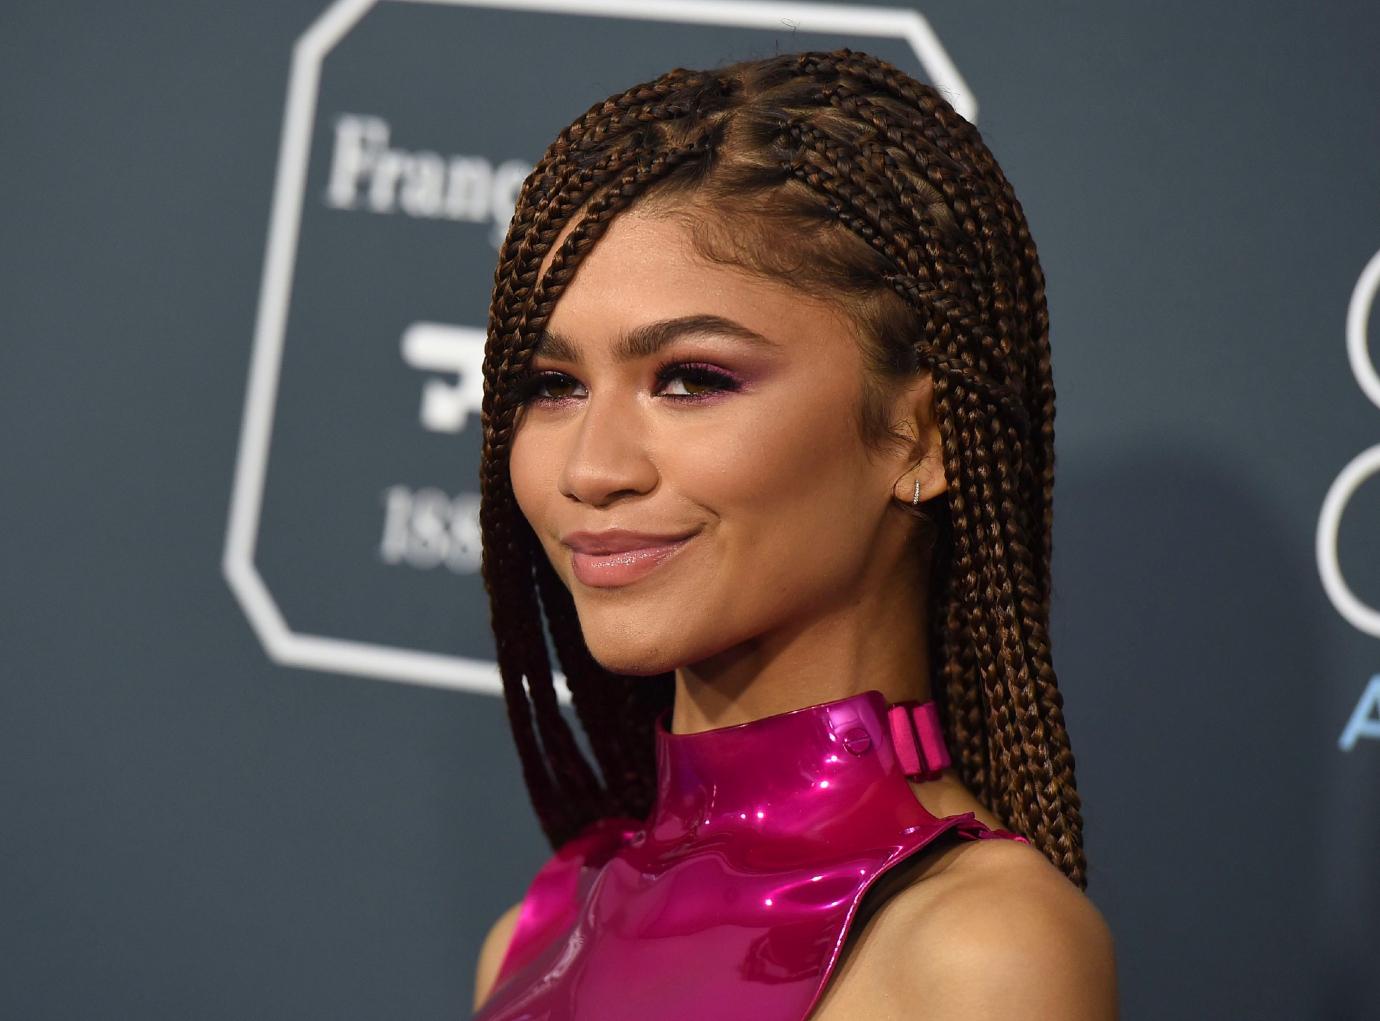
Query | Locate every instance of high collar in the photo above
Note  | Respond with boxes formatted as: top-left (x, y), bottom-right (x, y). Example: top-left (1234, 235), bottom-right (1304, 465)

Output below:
top-left (647, 689), bottom-right (942, 853)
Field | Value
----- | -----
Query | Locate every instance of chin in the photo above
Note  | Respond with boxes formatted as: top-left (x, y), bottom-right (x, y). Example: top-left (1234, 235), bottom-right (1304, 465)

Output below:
top-left (576, 615), bottom-right (691, 677)
top-left (581, 634), bottom-right (681, 677)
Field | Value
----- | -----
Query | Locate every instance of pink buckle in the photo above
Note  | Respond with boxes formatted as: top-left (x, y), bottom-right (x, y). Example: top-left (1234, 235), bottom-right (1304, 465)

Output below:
top-left (886, 701), bottom-right (951, 781)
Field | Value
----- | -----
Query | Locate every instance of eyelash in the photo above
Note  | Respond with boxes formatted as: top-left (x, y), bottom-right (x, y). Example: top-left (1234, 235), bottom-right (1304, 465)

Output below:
top-left (516, 361), bottom-right (742, 406)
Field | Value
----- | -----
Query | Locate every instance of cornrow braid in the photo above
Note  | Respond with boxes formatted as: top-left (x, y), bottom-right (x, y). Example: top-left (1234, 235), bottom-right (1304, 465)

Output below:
top-left (479, 48), bottom-right (1088, 888)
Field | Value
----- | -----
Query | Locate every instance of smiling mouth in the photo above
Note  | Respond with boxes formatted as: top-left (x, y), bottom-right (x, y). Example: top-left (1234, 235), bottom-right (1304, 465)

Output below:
top-left (569, 535), bottom-right (695, 588)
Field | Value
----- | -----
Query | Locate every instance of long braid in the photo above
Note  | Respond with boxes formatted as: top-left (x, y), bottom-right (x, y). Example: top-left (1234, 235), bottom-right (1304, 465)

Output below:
top-left (483, 139), bottom-right (710, 845)
top-left (481, 169), bottom-right (631, 840)
top-left (815, 49), bottom-right (1085, 883)
top-left (480, 49), bottom-right (1088, 886)
top-left (778, 113), bottom-right (1048, 840)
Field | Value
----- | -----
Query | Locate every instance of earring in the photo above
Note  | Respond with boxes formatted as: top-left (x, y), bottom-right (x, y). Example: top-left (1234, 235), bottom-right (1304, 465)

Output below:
top-left (896, 477), bottom-right (929, 519)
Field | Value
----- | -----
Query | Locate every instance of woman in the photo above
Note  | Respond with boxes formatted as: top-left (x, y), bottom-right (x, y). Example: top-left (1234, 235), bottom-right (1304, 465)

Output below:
top-left (471, 49), bottom-right (1117, 1020)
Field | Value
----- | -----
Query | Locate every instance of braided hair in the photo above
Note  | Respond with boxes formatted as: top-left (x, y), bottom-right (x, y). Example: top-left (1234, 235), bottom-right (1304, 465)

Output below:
top-left (479, 49), bottom-right (1087, 889)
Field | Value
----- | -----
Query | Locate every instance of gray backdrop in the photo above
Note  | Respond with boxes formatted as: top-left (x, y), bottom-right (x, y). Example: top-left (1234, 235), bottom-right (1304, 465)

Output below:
top-left (4, 1), bottom-right (1378, 1017)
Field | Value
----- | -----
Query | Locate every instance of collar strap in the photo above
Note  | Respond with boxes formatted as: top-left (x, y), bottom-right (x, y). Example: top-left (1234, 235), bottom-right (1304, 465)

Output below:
top-left (887, 700), bottom-right (951, 781)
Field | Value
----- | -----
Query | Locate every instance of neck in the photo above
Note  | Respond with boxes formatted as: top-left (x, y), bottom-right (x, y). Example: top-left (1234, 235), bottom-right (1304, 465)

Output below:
top-left (669, 545), bottom-right (934, 735)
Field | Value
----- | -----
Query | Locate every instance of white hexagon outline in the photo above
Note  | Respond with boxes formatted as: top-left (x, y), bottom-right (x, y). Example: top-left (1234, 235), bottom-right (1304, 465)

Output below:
top-left (222, 0), bottom-right (977, 696)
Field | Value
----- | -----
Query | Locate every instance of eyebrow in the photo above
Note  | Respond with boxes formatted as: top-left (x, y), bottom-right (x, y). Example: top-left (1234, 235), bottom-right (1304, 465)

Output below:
top-left (533, 314), bottom-right (779, 363)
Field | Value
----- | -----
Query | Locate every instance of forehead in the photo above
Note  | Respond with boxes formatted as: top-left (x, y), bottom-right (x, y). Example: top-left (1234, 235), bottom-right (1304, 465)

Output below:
top-left (536, 209), bottom-right (860, 357)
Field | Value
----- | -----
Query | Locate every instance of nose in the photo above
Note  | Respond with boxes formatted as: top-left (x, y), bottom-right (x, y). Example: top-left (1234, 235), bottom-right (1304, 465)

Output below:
top-left (557, 389), bottom-right (658, 506)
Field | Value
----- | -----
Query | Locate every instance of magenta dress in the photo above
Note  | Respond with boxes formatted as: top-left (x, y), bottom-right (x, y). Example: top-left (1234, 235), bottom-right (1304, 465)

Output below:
top-left (474, 688), bottom-right (1028, 1020)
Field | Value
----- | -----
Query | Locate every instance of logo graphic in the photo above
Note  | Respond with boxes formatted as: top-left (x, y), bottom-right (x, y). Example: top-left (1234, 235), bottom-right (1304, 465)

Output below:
top-left (1317, 247), bottom-right (1380, 748)
top-left (223, 0), bottom-right (973, 696)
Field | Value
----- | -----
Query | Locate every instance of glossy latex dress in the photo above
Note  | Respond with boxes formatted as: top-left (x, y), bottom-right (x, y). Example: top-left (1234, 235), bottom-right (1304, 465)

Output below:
top-left (474, 688), bottom-right (1028, 1021)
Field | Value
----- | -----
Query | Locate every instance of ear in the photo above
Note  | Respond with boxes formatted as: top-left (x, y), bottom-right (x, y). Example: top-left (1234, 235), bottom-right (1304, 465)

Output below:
top-left (890, 372), bottom-right (948, 505)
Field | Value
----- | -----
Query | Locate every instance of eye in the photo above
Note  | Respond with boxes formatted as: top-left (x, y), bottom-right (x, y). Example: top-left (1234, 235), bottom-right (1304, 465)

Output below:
top-left (515, 362), bottom-right (741, 406)
top-left (516, 370), bottom-right (585, 404)
top-left (654, 361), bottom-right (741, 400)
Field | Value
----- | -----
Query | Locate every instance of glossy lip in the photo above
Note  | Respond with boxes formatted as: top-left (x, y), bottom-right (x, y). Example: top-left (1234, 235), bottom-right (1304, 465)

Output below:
top-left (562, 528), bottom-right (700, 588)
top-left (561, 528), bottom-right (699, 554)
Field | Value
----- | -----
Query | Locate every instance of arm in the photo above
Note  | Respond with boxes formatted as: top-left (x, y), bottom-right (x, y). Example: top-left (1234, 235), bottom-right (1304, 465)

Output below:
top-left (472, 900), bottom-right (524, 1014)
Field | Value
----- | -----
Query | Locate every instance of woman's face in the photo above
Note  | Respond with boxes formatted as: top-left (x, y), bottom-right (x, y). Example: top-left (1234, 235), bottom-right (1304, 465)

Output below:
top-left (509, 208), bottom-right (936, 677)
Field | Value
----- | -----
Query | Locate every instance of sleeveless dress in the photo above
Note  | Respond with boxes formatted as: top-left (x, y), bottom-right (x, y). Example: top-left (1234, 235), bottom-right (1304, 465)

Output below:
top-left (474, 688), bottom-right (1029, 1021)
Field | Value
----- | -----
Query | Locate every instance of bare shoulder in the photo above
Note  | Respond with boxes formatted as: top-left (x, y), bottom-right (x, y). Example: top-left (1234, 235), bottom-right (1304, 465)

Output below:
top-left (899, 839), bottom-right (1118, 1019)
top-left (810, 837), bottom-right (1117, 1021)
top-left (472, 899), bottom-right (524, 1013)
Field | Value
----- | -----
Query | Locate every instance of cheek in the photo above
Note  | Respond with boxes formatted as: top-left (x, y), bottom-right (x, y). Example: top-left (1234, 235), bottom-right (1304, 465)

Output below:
top-left (667, 383), bottom-right (878, 571)
top-left (509, 432), bottom-right (536, 516)
top-left (700, 383), bottom-right (868, 504)
top-left (509, 429), bottom-right (558, 544)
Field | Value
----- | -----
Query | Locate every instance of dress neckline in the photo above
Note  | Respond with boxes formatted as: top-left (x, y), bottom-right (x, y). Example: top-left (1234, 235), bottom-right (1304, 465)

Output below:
top-left (645, 688), bottom-right (949, 849)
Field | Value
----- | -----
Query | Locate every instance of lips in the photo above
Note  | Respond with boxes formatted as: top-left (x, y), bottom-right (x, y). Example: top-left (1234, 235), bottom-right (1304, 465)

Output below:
top-left (561, 529), bottom-right (698, 554)
top-left (561, 529), bottom-right (698, 588)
